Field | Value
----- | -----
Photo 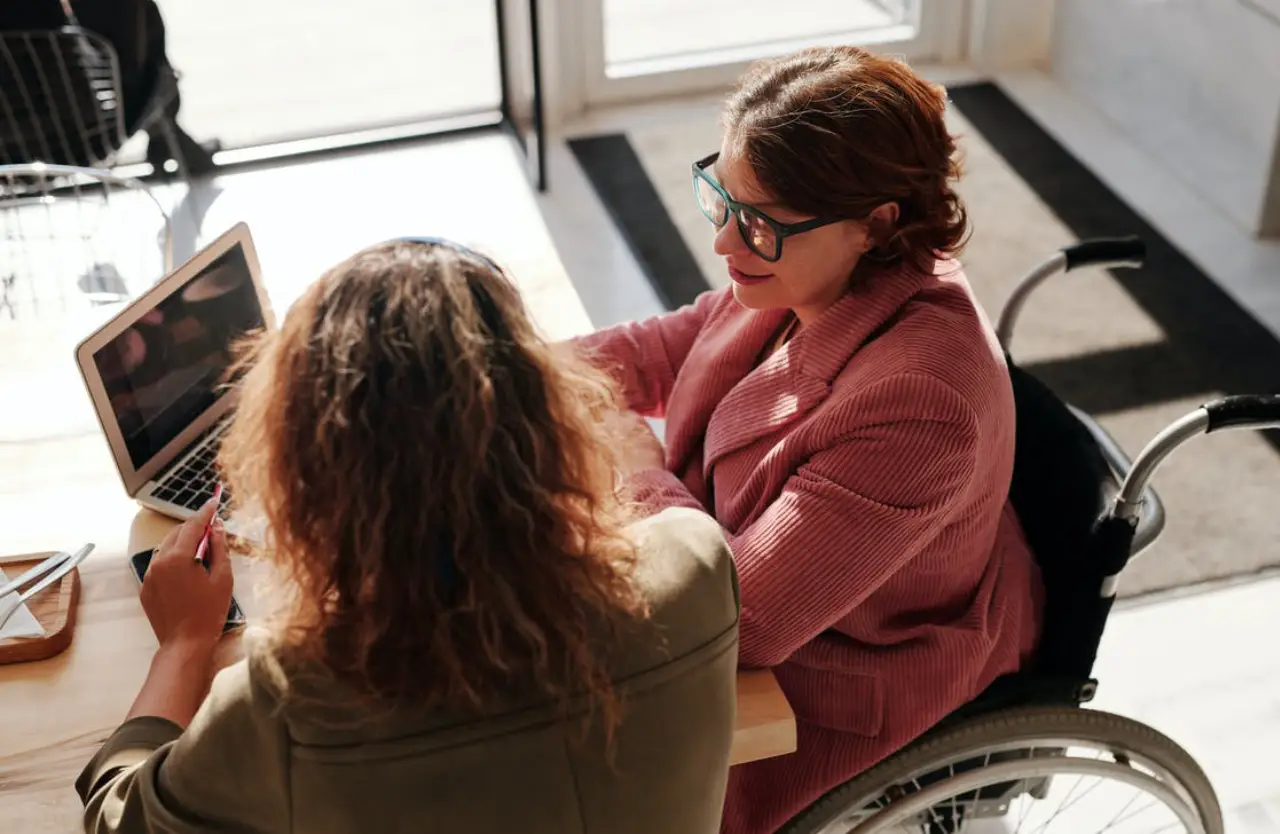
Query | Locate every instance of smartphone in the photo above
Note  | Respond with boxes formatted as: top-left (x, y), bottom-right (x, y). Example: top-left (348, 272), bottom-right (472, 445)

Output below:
top-left (129, 549), bottom-right (247, 632)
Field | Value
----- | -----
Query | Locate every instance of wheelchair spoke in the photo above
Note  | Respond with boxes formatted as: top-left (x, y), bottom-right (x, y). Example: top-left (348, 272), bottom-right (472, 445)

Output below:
top-left (1098, 795), bottom-right (1159, 832)
top-left (947, 761), bottom-right (962, 828)
top-left (1011, 747), bottom-right (1042, 834)
top-left (1031, 775), bottom-right (1104, 834)
top-left (1144, 821), bottom-right (1188, 834)
top-left (1030, 749), bottom-right (1110, 833)
top-left (908, 777), bottom-right (946, 829)
top-left (1054, 755), bottom-right (1101, 808)
top-left (1015, 788), bottom-right (1037, 833)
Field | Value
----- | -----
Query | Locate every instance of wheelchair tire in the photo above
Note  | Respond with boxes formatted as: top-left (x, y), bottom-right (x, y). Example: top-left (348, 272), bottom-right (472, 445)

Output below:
top-left (778, 706), bottom-right (1223, 834)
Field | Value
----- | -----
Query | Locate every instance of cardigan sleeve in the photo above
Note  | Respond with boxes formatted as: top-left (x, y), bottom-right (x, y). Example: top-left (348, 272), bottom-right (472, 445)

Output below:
top-left (572, 288), bottom-right (721, 417)
top-left (625, 373), bottom-right (981, 668)
top-left (76, 659), bottom-right (290, 834)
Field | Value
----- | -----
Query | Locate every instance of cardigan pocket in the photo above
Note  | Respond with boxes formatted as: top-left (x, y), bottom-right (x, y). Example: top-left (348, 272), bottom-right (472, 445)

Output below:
top-left (774, 661), bottom-right (885, 737)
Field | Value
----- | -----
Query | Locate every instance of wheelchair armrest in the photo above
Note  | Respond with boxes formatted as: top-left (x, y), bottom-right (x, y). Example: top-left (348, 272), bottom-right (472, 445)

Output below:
top-left (1066, 404), bottom-right (1165, 556)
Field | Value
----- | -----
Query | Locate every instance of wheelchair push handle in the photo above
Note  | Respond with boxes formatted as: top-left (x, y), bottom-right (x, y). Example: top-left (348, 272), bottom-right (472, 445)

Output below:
top-left (1204, 394), bottom-right (1280, 433)
top-left (1114, 394), bottom-right (1280, 519)
top-left (1061, 236), bottom-right (1147, 272)
top-left (996, 235), bottom-right (1147, 351)
top-left (1100, 394), bottom-right (1280, 597)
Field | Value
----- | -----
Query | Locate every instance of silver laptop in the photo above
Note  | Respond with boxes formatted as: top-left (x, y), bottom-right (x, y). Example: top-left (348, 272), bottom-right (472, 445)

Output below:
top-left (75, 223), bottom-right (275, 524)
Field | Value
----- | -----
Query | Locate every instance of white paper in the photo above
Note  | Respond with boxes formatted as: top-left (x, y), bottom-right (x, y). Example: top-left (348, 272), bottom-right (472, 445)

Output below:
top-left (0, 567), bottom-right (47, 639)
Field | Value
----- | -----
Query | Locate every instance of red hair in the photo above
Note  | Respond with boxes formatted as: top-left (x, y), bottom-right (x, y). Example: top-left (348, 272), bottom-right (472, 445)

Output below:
top-left (724, 46), bottom-right (969, 273)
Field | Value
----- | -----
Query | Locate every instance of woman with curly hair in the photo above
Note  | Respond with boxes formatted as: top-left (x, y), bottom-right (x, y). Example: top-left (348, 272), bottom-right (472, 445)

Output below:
top-left (75, 238), bottom-right (741, 833)
top-left (573, 46), bottom-right (1044, 832)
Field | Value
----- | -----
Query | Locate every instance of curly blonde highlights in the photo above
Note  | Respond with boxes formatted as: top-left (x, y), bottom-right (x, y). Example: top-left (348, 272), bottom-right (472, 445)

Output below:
top-left (219, 240), bottom-right (647, 729)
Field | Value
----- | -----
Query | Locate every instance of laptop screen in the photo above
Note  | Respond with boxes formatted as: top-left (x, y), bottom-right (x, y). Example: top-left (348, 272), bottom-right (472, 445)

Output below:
top-left (92, 243), bottom-right (266, 470)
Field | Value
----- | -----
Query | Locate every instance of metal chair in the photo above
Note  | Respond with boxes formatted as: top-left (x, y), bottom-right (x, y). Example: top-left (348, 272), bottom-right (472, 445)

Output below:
top-left (0, 162), bottom-right (173, 319)
top-left (0, 27), bottom-right (180, 319)
top-left (0, 24), bottom-right (212, 180)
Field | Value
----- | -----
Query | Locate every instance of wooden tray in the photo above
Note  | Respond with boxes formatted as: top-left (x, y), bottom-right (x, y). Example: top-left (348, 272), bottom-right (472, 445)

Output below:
top-left (0, 552), bottom-right (81, 665)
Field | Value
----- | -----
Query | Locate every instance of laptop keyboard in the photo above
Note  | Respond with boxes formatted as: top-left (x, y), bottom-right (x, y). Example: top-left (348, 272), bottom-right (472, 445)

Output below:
top-left (151, 423), bottom-right (232, 513)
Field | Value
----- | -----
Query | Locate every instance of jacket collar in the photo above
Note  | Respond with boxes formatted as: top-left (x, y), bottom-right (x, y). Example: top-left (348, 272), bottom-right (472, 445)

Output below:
top-left (702, 262), bottom-right (939, 470)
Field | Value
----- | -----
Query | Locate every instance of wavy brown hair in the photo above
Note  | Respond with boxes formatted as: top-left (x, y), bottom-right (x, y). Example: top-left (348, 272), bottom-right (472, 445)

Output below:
top-left (724, 45), bottom-right (969, 273)
top-left (219, 239), bottom-right (647, 729)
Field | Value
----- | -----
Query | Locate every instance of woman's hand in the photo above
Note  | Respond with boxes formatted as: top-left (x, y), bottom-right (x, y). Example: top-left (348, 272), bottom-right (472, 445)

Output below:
top-left (140, 499), bottom-right (233, 655)
top-left (125, 499), bottom-right (235, 727)
top-left (606, 409), bottom-right (666, 472)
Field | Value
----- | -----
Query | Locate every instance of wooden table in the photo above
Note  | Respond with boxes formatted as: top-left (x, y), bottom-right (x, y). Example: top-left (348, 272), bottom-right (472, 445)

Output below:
top-left (0, 305), bottom-right (795, 831)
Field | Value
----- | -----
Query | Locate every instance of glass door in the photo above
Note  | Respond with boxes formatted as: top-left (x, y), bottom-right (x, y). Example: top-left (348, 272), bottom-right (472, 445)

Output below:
top-left (573, 0), bottom-right (966, 108)
top-left (156, 0), bottom-right (502, 151)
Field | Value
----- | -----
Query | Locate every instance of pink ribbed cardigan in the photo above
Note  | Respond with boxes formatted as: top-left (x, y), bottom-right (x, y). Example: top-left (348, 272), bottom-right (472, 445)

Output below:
top-left (575, 260), bottom-right (1044, 834)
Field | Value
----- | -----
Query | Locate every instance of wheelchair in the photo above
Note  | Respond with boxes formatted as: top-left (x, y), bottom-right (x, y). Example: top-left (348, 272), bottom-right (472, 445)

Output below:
top-left (781, 237), bottom-right (1280, 834)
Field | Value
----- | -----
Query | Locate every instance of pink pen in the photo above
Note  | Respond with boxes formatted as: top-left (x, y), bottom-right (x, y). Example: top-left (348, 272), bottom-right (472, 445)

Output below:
top-left (193, 483), bottom-right (224, 565)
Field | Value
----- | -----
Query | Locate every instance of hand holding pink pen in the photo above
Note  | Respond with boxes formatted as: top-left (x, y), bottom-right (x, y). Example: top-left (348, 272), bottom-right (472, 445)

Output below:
top-left (193, 483), bottom-right (224, 566)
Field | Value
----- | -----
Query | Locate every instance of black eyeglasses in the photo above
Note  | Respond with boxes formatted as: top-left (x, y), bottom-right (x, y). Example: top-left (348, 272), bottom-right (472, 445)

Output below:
top-left (692, 152), bottom-right (841, 262)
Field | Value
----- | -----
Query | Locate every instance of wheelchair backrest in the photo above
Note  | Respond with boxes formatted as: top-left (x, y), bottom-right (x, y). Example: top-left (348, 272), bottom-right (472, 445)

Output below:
top-left (1007, 358), bottom-right (1126, 688)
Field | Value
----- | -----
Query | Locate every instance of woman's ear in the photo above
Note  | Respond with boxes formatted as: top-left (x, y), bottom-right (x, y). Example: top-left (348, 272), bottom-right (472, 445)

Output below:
top-left (870, 201), bottom-right (900, 227)
top-left (863, 201), bottom-right (900, 252)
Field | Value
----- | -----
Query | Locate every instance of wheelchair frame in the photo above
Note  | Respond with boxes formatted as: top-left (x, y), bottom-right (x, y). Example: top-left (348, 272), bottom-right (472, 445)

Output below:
top-left (781, 236), bottom-right (1280, 834)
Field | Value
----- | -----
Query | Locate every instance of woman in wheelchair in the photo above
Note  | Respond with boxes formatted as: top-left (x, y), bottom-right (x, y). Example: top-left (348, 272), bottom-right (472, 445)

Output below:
top-left (573, 46), bottom-right (1044, 832)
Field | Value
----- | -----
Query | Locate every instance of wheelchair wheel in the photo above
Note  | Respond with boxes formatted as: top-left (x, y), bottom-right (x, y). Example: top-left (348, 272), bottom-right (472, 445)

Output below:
top-left (779, 707), bottom-right (1222, 834)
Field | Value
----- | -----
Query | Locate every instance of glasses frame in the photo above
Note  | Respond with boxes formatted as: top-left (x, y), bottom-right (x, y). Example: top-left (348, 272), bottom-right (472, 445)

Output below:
top-left (691, 152), bottom-right (842, 262)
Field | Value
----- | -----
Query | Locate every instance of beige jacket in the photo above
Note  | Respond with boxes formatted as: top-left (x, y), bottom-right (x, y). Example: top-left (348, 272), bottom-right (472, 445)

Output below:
top-left (76, 507), bottom-right (740, 833)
